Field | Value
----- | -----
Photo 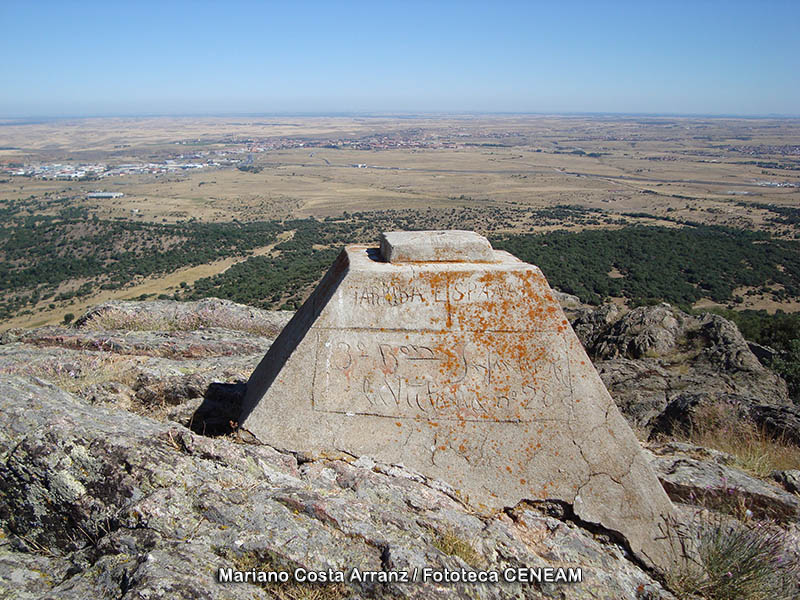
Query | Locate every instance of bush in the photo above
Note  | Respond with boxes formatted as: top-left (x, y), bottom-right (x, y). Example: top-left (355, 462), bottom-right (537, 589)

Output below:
top-left (670, 518), bottom-right (800, 600)
top-left (771, 339), bottom-right (800, 400)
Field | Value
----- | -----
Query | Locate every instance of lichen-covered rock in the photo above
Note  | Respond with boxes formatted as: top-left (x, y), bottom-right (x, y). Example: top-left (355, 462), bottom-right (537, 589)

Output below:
top-left (570, 303), bottom-right (789, 433)
top-left (74, 298), bottom-right (293, 336)
top-left (646, 443), bottom-right (800, 522)
top-left (747, 404), bottom-right (800, 445)
top-left (551, 289), bottom-right (583, 311)
top-left (14, 325), bottom-right (273, 359)
top-left (241, 241), bottom-right (681, 573)
top-left (0, 374), bottom-right (677, 599)
top-left (1, 297), bottom-right (797, 598)
top-left (591, 304), bottom-right (686, 360)
top-left (0, 335), bottom-right (266, 425)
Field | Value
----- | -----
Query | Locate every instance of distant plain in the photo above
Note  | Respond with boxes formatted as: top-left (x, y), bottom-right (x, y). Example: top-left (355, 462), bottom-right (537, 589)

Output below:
top-left (1, 115), bottom-right (799, 329)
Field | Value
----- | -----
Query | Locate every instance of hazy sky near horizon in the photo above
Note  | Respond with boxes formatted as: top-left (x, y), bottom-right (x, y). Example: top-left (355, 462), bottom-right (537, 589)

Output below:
top-left (1, 0), bottom-right (798, 117)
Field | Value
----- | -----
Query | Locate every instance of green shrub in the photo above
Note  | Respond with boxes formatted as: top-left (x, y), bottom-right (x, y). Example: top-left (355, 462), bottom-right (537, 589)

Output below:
top-left (670, 519), bottom-right (800, 600)
top-left (771, 339), bottom-right (800, 399)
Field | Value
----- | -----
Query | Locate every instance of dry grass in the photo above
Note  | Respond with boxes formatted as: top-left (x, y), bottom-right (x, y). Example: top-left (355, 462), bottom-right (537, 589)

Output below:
top-left (667, 515), bottom-right (800, 600)
top-left (682, 400), bottom-right (800, 477)
top-left (217, 548), bottom-right (351, 600)
top-left (79, 307), bottom-right (285, 337)
top-left (430, 527), bottom-right (484, 567)
top-left (4, 116), bottom-right (799, 226)
top-left (0, 353), bottom-right (140, 394)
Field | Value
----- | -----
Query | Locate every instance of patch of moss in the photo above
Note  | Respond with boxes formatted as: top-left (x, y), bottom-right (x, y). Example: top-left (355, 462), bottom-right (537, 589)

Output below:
top-left (215, 548), bottom-right (351, 600)
top-left (429, 527), bottom-right (484, 567)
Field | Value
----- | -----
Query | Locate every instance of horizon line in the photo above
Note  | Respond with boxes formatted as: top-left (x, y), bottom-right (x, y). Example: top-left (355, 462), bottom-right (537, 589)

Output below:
top-left (2, 110), bottom-right (800, 122)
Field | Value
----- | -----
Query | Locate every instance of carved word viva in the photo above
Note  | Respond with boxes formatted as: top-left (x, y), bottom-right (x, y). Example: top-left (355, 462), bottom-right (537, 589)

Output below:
top-left (319, 337), bottom-right (570, 420)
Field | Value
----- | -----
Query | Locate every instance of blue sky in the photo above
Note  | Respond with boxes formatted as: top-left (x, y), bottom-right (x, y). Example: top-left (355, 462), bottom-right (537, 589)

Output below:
top-left (1, 0), bottom-right (798, 117)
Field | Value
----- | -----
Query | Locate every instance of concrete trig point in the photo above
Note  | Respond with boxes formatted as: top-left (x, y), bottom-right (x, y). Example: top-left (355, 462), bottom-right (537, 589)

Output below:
top-left (240, 230), bottom-right (680, 572)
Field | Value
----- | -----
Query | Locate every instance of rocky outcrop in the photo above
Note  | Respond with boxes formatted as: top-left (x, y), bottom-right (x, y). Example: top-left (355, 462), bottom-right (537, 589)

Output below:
top-left (773, 470), bottom-right (800, 495)
top-left (6, 299), bottom-right (790, 441)
top-left (0, 306), bottom-right (280, 424)
top-left (747, 404), bottom-right (800, 445)
top-left (646, 443), bottom-right (800, 522)
top-left (74, 297), bottom-right (293, 336)
top-left (650, 393), bottom-right (800, 446)
top-left (569, 303), bottom-right (790, 433)
top-left (0, 374), bottom-right (677, 600)
top-left (1, 298), bottom-right (798, 599)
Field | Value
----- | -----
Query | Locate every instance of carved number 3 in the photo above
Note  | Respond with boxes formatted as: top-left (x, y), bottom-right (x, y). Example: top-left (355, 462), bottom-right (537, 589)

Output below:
top-left (334, 342), bottom-right (352, 370)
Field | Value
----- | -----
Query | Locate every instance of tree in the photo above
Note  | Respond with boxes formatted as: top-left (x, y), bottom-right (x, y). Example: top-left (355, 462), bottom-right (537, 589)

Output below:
top-left (771, 339), bottom-right (800, 401)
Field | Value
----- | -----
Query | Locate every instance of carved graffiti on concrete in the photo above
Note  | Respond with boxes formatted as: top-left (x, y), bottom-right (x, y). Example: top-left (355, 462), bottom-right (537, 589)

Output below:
top-left (313, 331), bottom-right (572, 421)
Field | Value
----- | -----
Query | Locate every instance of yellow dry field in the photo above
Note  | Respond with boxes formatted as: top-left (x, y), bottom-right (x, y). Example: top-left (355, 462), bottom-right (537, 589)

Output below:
top-left (0, 116), bottom-right (369, 155)
top-left (2, 115), bottom-right (799, 325)
top-left (2, 115), bottom-right (798, 230)
top-left (693, 284), bottom-right (800, 314)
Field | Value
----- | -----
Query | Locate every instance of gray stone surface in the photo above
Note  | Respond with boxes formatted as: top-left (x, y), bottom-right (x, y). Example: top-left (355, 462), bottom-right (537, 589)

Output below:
top-left (380, 230), bottom-right (497, 263)
top-left (647, 443), bottom-right (800, 522)
top-left (75, 297), bottom-right (292, 335)
top-left (570, 303), bottom-right (790, 433)
top-left (773, 470), bottom-right (800, 495)
top-left (551, 289), bottom-right (584, 310)
top-left (0, 303), bottom-right (278, 429)
top-left (241, 233), bottom-right (682, 573)
top-left (0, 373), bottom-right (677, 600)
top-left (4, 296), bottom-right (799, 597)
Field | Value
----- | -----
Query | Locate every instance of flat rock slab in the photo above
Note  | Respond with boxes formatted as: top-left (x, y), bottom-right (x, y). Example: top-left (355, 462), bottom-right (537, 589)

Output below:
top-left (648, 447), bottom-right (800, 521)
top-left (240, 232), bottom-right (682, 573)
top-left (380, 230), bottom-right (497, 263)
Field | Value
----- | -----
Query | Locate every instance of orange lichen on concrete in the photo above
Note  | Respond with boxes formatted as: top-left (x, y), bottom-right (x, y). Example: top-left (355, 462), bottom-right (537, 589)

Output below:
top-left (240, 233), bottom-right (682, 574)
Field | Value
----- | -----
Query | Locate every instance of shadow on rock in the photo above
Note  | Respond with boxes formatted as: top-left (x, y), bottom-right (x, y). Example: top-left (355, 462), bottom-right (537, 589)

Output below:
top-left (190, 381), bottom-right (247, 436)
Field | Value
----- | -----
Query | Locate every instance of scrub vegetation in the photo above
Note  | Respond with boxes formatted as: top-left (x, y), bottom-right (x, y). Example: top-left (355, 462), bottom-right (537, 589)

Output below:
top-left (492, 226), bottom-right (800, 307)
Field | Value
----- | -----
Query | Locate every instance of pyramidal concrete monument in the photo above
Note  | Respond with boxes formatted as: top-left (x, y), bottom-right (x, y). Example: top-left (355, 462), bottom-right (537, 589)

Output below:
top-left (240, 230), bottom-right (681, 572)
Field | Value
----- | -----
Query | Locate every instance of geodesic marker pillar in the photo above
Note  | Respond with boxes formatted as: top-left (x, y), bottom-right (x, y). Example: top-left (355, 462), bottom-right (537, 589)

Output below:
top-left (240, 230), bottom-right (682, 572)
